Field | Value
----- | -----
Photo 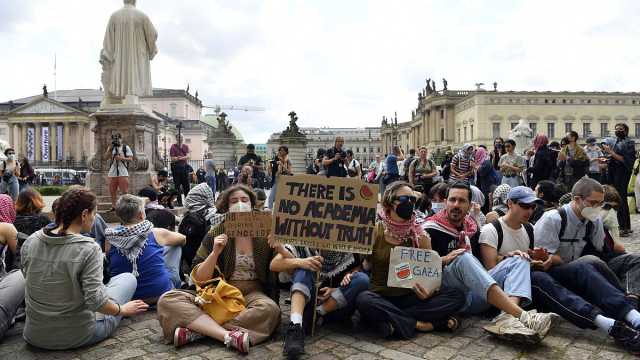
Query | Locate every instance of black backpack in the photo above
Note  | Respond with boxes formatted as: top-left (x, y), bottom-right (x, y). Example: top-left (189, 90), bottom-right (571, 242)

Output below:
top-left (178, 210), bottom-right (209, 271)
top-left (555, 207), bottom-right (598, 259)
top-left (471, 220), bottom-right (534, 267)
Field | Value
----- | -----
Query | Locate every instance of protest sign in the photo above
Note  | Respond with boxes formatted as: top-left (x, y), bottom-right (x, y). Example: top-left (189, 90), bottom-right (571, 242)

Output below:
top-left (387, 246), bottom-right (442, 292)
top-left (225, 212), bottom-right (272, 238)
top-left (272, 174), bottom-right (378, 254)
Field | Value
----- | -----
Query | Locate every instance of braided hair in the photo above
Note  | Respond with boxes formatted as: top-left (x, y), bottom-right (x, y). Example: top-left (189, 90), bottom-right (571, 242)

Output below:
top-left (54, 187), bottom-right (97, 235)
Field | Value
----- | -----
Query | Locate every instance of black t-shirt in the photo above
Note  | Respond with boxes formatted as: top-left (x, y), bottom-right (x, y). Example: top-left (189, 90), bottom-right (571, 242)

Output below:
top-left (239, 153), bottom-right (263, 167)
top-left (325, 147), bottom-right (347, 177)
top-left (426, 227), bottom-right (479, 257)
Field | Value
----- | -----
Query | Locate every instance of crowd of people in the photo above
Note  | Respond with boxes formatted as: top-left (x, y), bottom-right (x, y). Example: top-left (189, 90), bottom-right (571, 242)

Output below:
top-left (0, 126), bottom-right (639, 358)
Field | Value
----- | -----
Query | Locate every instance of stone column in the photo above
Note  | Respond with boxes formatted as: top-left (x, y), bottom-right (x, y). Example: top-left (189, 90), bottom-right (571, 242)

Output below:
top-left (49, 123), bottom-right (57, 161)
top-left (8, 124), bottom-right (14, 150)
top-left (63, 122), bottom-right (71, 160)
top-left (35, 123), bottom-right (42, 161)
top-left (74, 123), bottom-right (82, 161)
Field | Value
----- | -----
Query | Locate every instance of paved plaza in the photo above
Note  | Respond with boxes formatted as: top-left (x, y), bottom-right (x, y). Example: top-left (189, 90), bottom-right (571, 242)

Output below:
top-left (1, 216), bottom-right (639, 360)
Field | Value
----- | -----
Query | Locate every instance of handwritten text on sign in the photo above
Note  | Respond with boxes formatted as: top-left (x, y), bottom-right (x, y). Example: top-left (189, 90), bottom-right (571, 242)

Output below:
top-left (272, 174), bottom-right (378, 254)
top-left (225, 212), bottom-right (272, 238)
top-left (387, 246), bottom-right (442, 292)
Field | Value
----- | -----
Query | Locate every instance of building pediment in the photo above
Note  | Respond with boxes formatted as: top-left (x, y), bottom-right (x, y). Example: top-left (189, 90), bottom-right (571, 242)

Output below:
top-left (9, 97), bottom-right (80, 115)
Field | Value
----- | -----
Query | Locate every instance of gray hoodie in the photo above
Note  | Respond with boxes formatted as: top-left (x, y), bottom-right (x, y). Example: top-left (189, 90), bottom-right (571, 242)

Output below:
top-left (21, 229), bottom-right (109, 350)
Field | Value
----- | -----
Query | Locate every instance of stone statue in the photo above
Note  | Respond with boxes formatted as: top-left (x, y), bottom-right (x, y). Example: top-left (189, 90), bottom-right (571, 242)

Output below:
top-left (0, 140), bottom-right (9, 161)
top-left (493, 82), bottom-right (498, 91)
top-left (42, 84), bottom-right (48, 98)
top-left (216, 112), bottom-right (233, 134)
top-left (509, 119), bottom-right (533, 155)
top-left (432, 80), bottom-right (436, 92)
top-left (100, 0), bottom-right (158, 106)
top-left (442, 78), bottom-right (448, 91)
top-left (282, 111), bottom-right (303, 137)
top-left (426, 78), bottom-right (432, 94)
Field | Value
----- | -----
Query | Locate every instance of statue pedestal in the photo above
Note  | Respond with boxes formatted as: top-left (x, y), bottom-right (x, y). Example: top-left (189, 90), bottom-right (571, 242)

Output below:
top-left (87, 104), bottom-right (163, 212)
top-left (279, 136), bottom-right (308, 174)
top-left (209, 138), bottom-right (243, 170)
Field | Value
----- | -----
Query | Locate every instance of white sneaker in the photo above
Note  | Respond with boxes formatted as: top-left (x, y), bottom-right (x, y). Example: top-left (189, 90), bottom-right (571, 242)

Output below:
top-left (483, 312), bottom-right (541, 344)
top-left (519, 310), bottom-right (559, 337)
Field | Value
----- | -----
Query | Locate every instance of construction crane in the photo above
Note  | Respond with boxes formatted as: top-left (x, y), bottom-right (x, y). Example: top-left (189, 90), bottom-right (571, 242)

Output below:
top-left (203, 105), bottom-right (266, 115)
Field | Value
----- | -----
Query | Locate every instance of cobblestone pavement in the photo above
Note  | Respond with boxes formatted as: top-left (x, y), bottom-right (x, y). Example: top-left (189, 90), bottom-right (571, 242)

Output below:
top-left (2, 215), bottom-right (640, 360)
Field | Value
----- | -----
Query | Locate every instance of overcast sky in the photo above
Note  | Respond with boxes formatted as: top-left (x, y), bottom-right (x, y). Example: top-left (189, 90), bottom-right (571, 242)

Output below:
top-left (1, 0), bottom-right (639, 143)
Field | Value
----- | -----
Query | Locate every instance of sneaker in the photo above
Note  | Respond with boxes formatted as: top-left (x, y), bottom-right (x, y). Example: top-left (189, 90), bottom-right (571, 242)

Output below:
top-left (283, 322), bottom-right (305, 359)
top-left (224, 329), bottom-right (250, 354)
top-left (483, 312), bottom-right (541, 345)
top-left (519, 310), bottom-right (558, 337)
top-left (173, 327), bottom-right (204, 347)
top-left (610, 321), bottom-right (640, 354)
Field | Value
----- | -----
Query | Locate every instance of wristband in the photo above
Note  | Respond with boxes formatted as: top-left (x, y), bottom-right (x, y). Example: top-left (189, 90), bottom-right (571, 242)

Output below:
top-left (115, 303), bottom-right (121, 316)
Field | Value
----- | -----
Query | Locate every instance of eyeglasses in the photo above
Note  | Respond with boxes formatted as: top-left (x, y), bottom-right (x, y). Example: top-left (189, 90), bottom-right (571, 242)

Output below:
top-left (515, 202), bottom-right (536, 210)
top-left (394, 195), bottom-right (417, 204)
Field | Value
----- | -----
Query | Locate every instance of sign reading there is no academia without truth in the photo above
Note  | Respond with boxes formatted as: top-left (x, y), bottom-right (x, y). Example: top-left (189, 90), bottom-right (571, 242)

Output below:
top-left (272, 174), bottom-right (378, 254)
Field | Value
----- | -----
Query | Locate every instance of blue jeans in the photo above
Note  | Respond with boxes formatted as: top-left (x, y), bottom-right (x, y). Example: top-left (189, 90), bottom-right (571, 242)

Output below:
top-left (268, 177), bottom-right (278, 209)
top-left (501, 175), bottom-right (522, 188)
top-left (80, 273), bottom-right (137, 347)
top-left (291, 269), bottom-right (369, 317)
top-left (0, 176), bottom-right (19, 201)
top-left (163, 245), bottom-right (182, 289)
top-left (442, 253), bottom-right (531, 314)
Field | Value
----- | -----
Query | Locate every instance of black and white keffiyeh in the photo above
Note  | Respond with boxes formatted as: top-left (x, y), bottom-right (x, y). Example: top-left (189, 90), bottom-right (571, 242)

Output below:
top-left (105, 220), bottom-right (154, 277)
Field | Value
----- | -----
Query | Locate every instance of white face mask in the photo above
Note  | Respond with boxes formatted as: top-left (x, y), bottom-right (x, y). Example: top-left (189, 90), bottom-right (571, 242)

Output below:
top-left (581, 206), bottom-right (600, 222)
top-left (6, 154), bottom-right (15, 161)
top-left (229, 201), bottom-right (252, 213)
top-left (431, 202), bottom-right (445, 214)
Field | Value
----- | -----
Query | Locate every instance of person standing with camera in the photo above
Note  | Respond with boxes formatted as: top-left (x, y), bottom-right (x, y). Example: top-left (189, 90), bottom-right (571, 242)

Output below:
top-left (0, 148), bottom-right (20, 201)
top-left (170, 134), bottom-right (190, 207)
top-left (103, 134), bottom-right (133, 210)
top-left (323, 136), bottom-right (347, 178)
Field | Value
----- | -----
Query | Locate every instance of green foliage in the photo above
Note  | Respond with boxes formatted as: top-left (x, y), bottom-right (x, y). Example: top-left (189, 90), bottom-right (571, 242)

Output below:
top-left (35, 186), bottom-right (68, 196)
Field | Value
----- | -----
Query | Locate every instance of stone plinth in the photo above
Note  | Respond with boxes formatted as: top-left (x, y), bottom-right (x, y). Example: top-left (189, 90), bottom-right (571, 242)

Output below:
top-left (208, 138), bottom-right (243, 170)
top-left (86, 103), bottom-right (163, 199)
top-left (278, 136), bottom-right (308, 174)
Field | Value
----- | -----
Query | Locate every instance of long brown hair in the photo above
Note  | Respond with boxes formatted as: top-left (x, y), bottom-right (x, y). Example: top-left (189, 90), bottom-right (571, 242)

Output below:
top-left (15, 188), bottom-right (45, 215)
top-left (53, 187), bottom-right (97, 234)
top-left (215, 184), bottom-right (256, 213)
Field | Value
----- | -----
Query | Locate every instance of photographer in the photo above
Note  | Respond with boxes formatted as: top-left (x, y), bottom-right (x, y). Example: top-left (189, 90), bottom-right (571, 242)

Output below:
top-left (170, 134), bottom-right (190, 207)
top-left (103, 134), bottom-right (133, 210)
top-left (323, 136), bottom-right (347, 178)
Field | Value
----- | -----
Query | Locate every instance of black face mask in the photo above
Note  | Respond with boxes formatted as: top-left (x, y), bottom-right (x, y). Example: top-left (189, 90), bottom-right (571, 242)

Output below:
top-left (395, 201), bottom-right (415, 220)
top-left (615, 130), bottom-right (625, 138)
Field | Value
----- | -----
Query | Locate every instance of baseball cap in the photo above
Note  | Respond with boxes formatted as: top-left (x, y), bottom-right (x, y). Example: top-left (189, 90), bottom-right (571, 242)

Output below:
top-left (507, 186), bottom-right (542, 204)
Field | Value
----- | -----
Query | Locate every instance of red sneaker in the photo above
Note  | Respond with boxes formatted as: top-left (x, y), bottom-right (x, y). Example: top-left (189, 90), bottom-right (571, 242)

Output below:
top-left (225, 329), bottom-right (250, 354)
top-left (173, 327), bottom-right (204, 347)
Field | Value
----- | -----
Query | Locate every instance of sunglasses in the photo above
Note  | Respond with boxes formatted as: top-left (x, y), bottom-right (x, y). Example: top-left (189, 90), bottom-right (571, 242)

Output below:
top-left (395, 195), bottom-right (417, 204)
top-left (515, 202), bottom-right (536, 210)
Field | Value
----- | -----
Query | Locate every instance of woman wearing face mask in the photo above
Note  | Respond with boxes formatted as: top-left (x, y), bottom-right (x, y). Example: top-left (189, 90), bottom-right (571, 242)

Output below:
top-left (157, 185), bottom-right (284, 354)
top-left (355, 181), bottom-right (465, 340)
top-left (428, 182), bottom-right (450, 215)
top-left (0, 148), bottom-right (20, 201)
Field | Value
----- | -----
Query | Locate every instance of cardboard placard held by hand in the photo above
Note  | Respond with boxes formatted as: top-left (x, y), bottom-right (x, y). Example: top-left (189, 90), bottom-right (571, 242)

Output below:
top-left (225, 212), bottom-right (272, 238)
top-left (387, 246), bottom-right (442, 292)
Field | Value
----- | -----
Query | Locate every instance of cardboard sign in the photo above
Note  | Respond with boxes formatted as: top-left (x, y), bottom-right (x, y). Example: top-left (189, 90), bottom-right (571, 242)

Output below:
top-left (225, 212), bottom-right (272, 238)
top-left (387, 246), bottom-right (442, 292)
top-left (272, 174), bottom-right (378, 254)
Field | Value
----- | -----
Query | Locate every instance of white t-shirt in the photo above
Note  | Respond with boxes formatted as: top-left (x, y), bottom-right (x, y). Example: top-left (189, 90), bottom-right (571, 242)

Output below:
top-left (108, 145), bottom-right (133, 178)
top-left (479, 218), bottom-right (530, 256)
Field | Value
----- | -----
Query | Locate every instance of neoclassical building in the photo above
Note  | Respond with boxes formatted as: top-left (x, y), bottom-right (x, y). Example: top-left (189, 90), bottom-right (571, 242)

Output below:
top-left (381, 86), bottom-right (640, 154)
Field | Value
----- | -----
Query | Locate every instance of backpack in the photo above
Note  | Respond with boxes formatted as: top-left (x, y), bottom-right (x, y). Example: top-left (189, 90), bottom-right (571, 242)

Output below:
top-left (471, 219), bottom-right (534, 267)
top-left (556, 206), bottom-right (601, 259)
top-left (179, 210), bottom-right (209, 271)
top-left (402, 156), bottom-right (415, 179)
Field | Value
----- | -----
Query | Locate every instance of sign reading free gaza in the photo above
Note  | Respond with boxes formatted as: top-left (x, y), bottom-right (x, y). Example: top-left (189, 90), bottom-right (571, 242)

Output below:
top-left (272, 174), bottom-right (378, 254)
top-left (387, 247), bottom-right (442, 292)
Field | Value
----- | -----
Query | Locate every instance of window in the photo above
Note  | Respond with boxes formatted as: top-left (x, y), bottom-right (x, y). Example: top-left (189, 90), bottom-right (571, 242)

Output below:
top-left (440, 109), bottom-right (444, 119)
top-left (492, 123), bottom-right (501, 139)
top-left (440, 128), bottom-right (445, 141)
top-left (601, 123), bottom-right (609, 137)
top-left (185, 104), bottom-right (189, 118)
top-left (583, 123), bottom-right (591, 138)
top-left (470, 125), bottom-right (474, 140)
top-left (636, 123), bottom-right (640, 138)
top-left (457, 129), bottom-right (461, 143)
top-left (529, 123), bottom-right (537, 135)
top-left (170, 103), bottom-right (177, 118)
top-left (463, 127), bottom-right (467, 141)
top-left (377, 147), bottom-right (381, 153)
top-left (547, 123), bottom-right (555, 139)
top-left (356, 147), bottom-right (360, 153)
top-left (565, 123), bottom-right (572, 134)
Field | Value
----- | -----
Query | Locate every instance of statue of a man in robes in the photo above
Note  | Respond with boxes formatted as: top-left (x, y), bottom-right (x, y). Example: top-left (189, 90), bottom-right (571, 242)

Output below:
top-left (509, 119), bottom-right (534, 155)
top-left (100, 0), bottom-right (158, 106)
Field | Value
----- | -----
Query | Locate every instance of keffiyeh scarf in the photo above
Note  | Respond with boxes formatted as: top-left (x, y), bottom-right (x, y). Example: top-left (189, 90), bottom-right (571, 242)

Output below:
top-left (105, 220), bottom-right (153, 277)
top-left (0, 195), bottom-right (15, 223)
top-left (425, 209), bottom-right (478, 250)
top-left (377, 208), bottom-right (426, 248)
top-left (184, 183), bottom-right (217, 222)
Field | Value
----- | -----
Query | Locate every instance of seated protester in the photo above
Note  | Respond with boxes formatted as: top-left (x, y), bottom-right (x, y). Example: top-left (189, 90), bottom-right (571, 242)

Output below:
top-left (157, 185), bottom-right (282, 354)
top-left (179, 183), bottom-right (220, 271)
top-left (14, 188), bottom-right (51, 236)
top-left (423, 182), bottom-right (556, 344)
top-left (533, 178), bottom-right (640, 353)
top-left (428, 182), bottom-right (450, 215)
top-left (0, 193), bottom-right (23, 339)
top-left (151, 170), bottom-right (178, 209)
top-left (470, 185), bottom-right (487, 227)
top-left (529, 180), bottom-right (559, 225)
top-left (139, 187), bottom-right (177, 231)
top-left (233, 165), bottom-right (258, 189)
top-left (485, 184), bottom-right (511, 223)
top-left (107, 195), bottom-right (185, 302)
top-left (355, 182), bottom-right (465, 340)
top-left (21, 187), bottom-right (148, 350)
top-left (254, 188), bottom-right (267, 211)
top-left (0, 195), bottom-right (19, 270)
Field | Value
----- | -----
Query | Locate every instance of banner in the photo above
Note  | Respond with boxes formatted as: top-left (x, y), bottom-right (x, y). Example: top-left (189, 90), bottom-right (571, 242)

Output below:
top-left (56, 125), bottom-right (64, 160)
top-left (225, 212), bottom-right (272, 238)
top-left (26, 127), bottom-right (35, 161)
top-left (387, 246), bottom-right (442, 292)
top-left (41, 126), bottom-right (49, 161)
top-left (272, 174), bottom-right (378, 254)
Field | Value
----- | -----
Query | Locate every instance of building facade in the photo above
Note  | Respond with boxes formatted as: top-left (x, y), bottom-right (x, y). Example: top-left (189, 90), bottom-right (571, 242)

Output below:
top-left (381, 87), bottom-right (640, 153)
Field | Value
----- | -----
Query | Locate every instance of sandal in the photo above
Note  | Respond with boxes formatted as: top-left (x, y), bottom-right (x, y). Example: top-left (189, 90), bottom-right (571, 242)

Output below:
top-left (432, 315), bottom-right (461, 332)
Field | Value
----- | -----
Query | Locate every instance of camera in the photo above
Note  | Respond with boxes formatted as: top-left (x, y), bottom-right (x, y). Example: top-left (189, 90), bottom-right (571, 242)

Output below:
top-left (111, 133), bottom-right (121, 147)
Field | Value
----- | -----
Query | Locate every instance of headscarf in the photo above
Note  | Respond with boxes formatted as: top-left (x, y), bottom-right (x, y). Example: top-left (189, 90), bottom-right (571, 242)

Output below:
top-left (470, 185), bottom-right (485, 207)
top-left (378, 208), bottom-right (426, 248)
top-left (492, 184), bottom-right (511, 207)
top-left (105, 220), bottom-right (154, 277)
top-left (425, 209), bottom-right (478, 250)
top-left (184, 183), bottom-right (217, 221)
top-left (533, 134), bottom-right (549, 151)
top-left (458, 143), bottom-right (474, 159)
top-left (0, 195), bottom-right (16, 223)
top-left (474, 147), bottom-right (489, 165)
